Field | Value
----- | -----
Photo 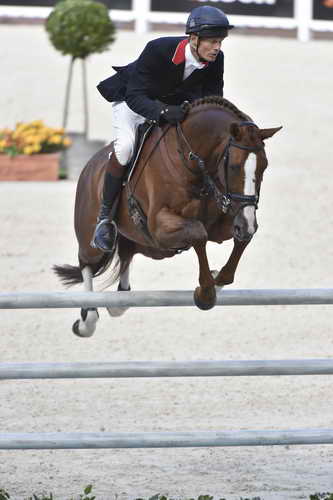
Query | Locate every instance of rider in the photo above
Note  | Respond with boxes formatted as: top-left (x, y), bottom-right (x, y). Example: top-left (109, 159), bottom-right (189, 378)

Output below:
top-left (92, 5), bottom-right (234, 252)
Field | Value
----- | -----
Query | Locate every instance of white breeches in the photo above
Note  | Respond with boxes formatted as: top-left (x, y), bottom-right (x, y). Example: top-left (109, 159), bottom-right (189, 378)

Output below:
top-left (112, 101), bottom-right (146, 166)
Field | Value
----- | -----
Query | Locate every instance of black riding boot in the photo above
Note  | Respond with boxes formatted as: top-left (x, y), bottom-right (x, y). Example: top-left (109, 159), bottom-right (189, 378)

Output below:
top-left (91, 157), bottom-right (125, 252)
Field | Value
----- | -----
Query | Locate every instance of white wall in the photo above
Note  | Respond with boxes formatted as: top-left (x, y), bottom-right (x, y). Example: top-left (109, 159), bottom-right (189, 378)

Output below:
top-left (0, 0), bottom-right (332, 41)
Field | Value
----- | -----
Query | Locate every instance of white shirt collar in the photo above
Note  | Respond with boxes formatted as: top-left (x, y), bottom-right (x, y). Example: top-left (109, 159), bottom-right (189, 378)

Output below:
top-left (183, 42), bottom-right (206, 80)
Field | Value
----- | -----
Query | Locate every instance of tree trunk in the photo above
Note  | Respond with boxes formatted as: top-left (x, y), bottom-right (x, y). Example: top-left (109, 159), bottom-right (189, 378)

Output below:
top-left (82, 58), bottom-right (89, 139)
top-left (62, 56), bottom-right (75, 130)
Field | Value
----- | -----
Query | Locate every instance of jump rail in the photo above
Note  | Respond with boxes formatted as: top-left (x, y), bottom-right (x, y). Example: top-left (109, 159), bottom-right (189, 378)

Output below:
top-left (2, 359), bottom-right (333, 380)
top-left (1, 288), bottom-right (333, 309)
top-left (2, 429), bottom-right (333, 450)
top-left (2, 288), bottom-right (333, 450)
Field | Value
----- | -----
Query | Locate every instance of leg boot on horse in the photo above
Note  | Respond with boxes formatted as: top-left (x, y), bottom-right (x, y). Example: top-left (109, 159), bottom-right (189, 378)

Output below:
top-left (91, 153), bottom-right (126, 253)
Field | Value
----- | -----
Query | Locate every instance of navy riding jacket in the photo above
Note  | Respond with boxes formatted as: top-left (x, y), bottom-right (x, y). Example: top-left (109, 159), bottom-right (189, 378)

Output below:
top-left (97, 36), bottom-right (224, 123)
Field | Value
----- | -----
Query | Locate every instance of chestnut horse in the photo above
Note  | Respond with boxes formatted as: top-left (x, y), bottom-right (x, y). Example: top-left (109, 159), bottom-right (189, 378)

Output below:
top-left (54, 96), bottom-right (281, 337)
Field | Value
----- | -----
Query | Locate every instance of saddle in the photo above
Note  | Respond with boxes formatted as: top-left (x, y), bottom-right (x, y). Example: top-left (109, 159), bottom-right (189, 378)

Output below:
top-left (123, 122), bottom-right (191, 253)
top-left (111, 120), bottom-right (156, 246)
top-left (124, 121), bottom-right (154, 183)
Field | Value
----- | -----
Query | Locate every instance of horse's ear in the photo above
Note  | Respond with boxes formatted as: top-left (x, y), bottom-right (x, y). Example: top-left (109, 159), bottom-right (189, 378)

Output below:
top-left (259, 126), bottom-right (283, 140)
top-left (230, 122), bottom-right (242, 140)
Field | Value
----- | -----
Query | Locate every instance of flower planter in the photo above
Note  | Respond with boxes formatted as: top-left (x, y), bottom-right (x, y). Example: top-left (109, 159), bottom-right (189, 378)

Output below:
top-left (0, 153), bottom-right (60, 181)
top-left (60, 132), bottom-right (105, 180)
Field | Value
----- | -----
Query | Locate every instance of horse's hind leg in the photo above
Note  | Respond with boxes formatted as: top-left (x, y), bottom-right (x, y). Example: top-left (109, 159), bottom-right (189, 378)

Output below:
top-left (72, 266), bottom-right (99, 338)
top-left (107, 234), bottom-right (136, 318)
top-left (118, 265), bottom-right (130, 291)
top-left (107, 266), bottom-right (131, 317)
top-left (107, 236), bottom-right (135, 318)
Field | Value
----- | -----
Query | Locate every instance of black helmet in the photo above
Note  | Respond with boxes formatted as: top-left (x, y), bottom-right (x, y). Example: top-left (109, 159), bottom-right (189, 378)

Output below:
top-left (186, 6), bottom-right (234, 37)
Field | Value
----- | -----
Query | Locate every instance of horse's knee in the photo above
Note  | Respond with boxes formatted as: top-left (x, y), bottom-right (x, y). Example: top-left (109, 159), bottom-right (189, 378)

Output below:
top-left (153, 210), bottom-right (207, 248)
top-left (187, 220), bottom-right (208, 243)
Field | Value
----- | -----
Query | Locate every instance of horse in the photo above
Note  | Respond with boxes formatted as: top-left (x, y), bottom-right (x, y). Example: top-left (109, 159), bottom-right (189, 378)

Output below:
top-left (54, 96), bottom-right (281, 337)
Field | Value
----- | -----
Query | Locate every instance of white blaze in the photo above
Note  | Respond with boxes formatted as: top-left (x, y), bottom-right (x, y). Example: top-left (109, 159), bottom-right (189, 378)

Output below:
top-left (243, 153), bottom-right (257, 233)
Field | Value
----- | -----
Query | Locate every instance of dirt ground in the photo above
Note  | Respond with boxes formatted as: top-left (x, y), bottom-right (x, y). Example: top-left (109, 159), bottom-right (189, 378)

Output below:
top-left (1, 25), bottom-right (333, 500)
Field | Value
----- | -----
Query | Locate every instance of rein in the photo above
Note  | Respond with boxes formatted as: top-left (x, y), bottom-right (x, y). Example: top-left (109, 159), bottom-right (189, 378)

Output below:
top-left (176, 120), bottom-right (264, 215)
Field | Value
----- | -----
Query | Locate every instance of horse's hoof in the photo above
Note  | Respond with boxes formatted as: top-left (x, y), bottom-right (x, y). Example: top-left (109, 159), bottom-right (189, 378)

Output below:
top-left (72, 319), bottom-right (95, 338)
top-left (72, 320), bottom-right (83, 337)
top-left (193, 287), bottom-right (216, 311)
top-left (107, 284), bottom-right (131, 316)
top-left (107, 306), bottom-right (129, 317)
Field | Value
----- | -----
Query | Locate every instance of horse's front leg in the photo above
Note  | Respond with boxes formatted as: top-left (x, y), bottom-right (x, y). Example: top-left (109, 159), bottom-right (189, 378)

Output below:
top-left (193, 241), bottom-right (216, 310)
top-left (152, 208), bottom-right (215, 310)
top-left (214, 239), bottom-right (250, 287)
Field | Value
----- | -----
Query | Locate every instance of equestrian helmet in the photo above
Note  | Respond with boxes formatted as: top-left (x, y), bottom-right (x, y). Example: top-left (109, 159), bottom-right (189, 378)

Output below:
top-left (186, 6), bottom-right (234, 37)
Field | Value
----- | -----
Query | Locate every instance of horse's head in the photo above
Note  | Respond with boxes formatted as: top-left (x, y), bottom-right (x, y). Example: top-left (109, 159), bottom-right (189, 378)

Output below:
top-left (217, 120), bottom-right (282, 242)
top-left (176, 98), bottom-right (282, 242)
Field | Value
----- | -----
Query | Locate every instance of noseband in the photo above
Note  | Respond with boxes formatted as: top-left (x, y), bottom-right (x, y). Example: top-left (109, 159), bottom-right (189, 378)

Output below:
top-left (176, 121), bottom-right (265, 214)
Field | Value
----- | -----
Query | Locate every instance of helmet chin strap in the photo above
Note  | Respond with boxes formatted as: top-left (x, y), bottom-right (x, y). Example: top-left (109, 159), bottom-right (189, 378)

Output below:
top-left (192, 36), bottom-right (209, 63)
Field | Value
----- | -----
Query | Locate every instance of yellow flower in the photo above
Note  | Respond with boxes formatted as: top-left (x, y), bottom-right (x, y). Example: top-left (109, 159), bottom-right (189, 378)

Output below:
top-left (54, 127), bottom-right (65, 135)
top-left (16, 123), bottom-right (30, 133)
top-left (63, 137), bottom-right (72, 147)
top-left (30, 120), bottom-right (44, 128)
top-left (48, 135), bottom-right (62, 145)
top-left (1, 121), bottom-right (70, 155)
top-left (24, 135), bottom-right (36, 144)
top-left (32, 136), bottom-right (43, 144)
top-left (12, 130), bottom-right (21, 140)
top-left (23, 146), bottom-right (34, 155)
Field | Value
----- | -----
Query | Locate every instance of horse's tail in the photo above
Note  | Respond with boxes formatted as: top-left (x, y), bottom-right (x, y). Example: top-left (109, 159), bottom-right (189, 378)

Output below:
top-left (53, 263), bottom-right (83, 287)
top-left (53, 236), bottom-right (134, 288)
top-left (53, 252), bottom-right (115, 288)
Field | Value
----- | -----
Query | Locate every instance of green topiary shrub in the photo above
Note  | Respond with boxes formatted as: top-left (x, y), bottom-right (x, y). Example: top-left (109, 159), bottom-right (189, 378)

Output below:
top-left (46, 0), bottom-right (116, 59)
top-left (45, 0), bottom-right (116, 138)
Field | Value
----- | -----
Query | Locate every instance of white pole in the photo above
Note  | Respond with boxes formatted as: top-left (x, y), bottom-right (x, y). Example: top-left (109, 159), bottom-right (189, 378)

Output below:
top-left (295, 0), bottom-right (313, 42)
top-left (2, 359), bottom-right (333, 380)
top-left (1, 289), bottom-right (333, 309)
top-left (1, 429), bottom-right (333, 450)
top-left (133, 0), bottom-right (151, 35)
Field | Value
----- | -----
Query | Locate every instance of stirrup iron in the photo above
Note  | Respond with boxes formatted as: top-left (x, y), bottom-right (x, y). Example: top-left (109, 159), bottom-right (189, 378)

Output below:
top-left (91, 219), bottom-right (118, 253)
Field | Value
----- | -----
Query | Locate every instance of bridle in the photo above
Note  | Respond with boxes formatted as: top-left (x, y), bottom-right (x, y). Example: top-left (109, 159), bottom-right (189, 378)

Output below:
top-left (176, 120), bottom-right (265, 215)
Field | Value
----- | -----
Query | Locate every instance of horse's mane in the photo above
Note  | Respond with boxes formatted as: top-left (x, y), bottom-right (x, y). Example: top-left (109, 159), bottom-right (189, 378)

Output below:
top-left (189, 96), bottom-right (252, 122)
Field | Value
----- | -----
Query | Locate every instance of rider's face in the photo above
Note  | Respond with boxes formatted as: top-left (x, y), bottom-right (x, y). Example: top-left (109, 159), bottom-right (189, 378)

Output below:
top-left (190, 35), bottom-right (225, 62)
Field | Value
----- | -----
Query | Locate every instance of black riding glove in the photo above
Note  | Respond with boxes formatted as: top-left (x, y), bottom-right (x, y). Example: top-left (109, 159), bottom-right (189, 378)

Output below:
top-left (159, 105), bottom-right (187, 125)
